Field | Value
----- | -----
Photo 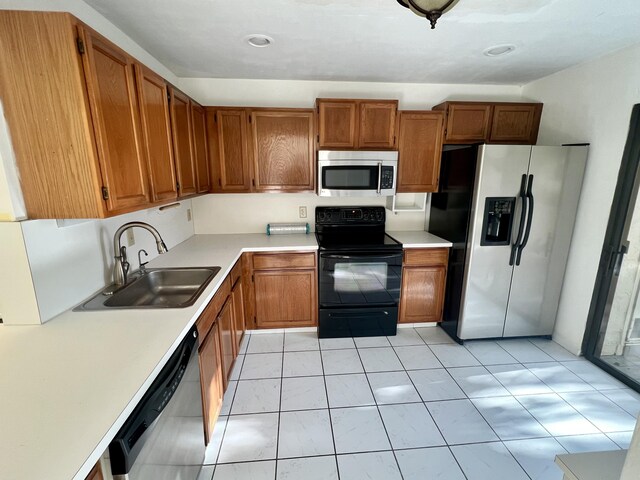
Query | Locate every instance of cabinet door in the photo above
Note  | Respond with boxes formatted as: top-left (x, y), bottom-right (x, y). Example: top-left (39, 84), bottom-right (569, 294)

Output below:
top-left (199, 322), bottom-right (224, 445)
top-left (397, 111), bottom-right (444, 193)
top-left (488, 104), bottom-right (542, 144)
top-left (134, 64), bottom-right (177, 203)
top-left (170, 88), bottom-right (197, 197)
top-left (399, 265), bottom-right (447, 323)
top-left (80, 27), bottom-right (150, 213)
top-left (254, 269), bottom-right (317, 328)
top-left (444, 103), bottom-right (493, 144)
top-left (317, 100), bottom-right (357, 148)
top-left (85, 462), bottom-right (103, 480)
top-left (191, 102), bottom-right (210, 193)
top-left (218, 297), bottom-right (236, 385)
top-left (251, 110), bottom-right (315, 192)
top-left (358, 101), bottom-right (398, 149)
top-left (208, 109), bottom-right (252, 192)
top-left (231, 278), bottom-right (246, 352)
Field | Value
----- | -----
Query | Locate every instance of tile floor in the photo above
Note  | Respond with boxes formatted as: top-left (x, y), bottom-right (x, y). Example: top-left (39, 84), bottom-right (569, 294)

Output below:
top-left (198, 327), bottom-right (640, 480)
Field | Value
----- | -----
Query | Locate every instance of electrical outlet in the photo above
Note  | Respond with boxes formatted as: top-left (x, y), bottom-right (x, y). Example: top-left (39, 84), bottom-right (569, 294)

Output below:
top-left (187, 208), bottom-right (192, 222)
top-left (126, 229), bottom-right (135, 247)
top-left (299, 206), bottom-right (307, 218)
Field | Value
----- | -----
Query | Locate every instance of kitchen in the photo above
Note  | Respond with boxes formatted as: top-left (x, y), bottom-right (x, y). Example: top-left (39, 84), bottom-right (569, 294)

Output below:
top-left (1, 1), bottom-right (640, 480)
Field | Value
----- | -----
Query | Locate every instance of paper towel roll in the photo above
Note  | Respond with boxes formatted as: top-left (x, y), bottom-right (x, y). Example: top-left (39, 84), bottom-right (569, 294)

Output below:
top-left (266, 223), bottom-right (310, 235)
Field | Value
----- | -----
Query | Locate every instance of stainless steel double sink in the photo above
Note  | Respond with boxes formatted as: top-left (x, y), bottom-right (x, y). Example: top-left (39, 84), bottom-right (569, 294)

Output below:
top-left (76, 267), bottom-right (221, 311)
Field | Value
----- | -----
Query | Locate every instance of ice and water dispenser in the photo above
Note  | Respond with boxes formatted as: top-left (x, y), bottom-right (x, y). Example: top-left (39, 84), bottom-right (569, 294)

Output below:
top-left (480, 197), bottom-right (515, 246)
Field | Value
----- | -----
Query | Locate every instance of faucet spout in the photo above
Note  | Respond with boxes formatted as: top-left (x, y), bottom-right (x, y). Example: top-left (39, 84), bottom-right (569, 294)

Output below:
top-left (113, 222), bottom-right (168, 286)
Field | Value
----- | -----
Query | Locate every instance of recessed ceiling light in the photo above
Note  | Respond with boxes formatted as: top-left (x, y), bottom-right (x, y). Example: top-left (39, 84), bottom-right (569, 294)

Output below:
top-left (245, 34), bottom-right (274, 48)
top-left (483, 45), bottom-right (516, 57)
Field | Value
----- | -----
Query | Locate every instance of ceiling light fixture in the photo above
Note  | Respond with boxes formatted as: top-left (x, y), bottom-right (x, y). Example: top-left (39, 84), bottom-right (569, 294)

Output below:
top-left (483, 45), bottom-right (516, 57)
top-left (396, 0), bottom-right (460, 29)
top-left (245, 34), bottom-right (273, 48)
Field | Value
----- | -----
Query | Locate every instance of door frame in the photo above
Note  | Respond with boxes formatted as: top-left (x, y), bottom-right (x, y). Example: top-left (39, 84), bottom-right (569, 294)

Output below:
top-left (582, 104), bottom-right (640, 390)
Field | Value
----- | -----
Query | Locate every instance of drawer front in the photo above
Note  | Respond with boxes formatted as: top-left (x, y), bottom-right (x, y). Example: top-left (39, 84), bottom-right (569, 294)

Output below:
top-left (196, 276), bottom-right (231, 337)
top-left (404, 248), bottom-right (449, 267)
top-left (252, 252), bottom-right (316, 270)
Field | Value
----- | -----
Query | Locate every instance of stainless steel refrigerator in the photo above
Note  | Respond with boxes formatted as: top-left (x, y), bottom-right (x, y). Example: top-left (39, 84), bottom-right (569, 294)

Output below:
top-left (430, 144), bottom-right (588, 341)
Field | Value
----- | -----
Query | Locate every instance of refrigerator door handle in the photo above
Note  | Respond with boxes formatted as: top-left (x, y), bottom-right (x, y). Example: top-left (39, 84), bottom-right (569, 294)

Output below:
top-left (510, 174), bottom-right (529, 266)
top-left (516, 174), bottom-right (535, 266)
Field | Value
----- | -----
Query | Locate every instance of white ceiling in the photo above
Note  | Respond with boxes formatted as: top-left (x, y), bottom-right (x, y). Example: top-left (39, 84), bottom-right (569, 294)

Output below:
top-left (82, 0), bottom-right (640, 85)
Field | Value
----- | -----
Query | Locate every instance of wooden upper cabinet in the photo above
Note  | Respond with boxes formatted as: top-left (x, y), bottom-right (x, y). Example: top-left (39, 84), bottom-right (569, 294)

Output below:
top-left (134, 64), bottom-right (177, 203)
top-left (488, 103), bottom-right (542, 144)
top-left (439, 102), bottom-right (493, 144)
top-left (80, 26), bottom-right (150, 214)
top-left (191, 102), bottom-right (210, 193)
top-left (317, 100), bottom-right (358, 148)
top-left (358, 101), bottom-right (398, 149)
top-left (250, 109), bottom-right (315, 192)
top-left (207, 108), bottom-right (252, 192)
top-left (317, 98), bottom-right (398, 149)
top-left (434, 101), bottom-right (543, 145)
top-left (397, 111), bottom-right (444, 193)
top-left (170, 87), bottom-right (197, 197)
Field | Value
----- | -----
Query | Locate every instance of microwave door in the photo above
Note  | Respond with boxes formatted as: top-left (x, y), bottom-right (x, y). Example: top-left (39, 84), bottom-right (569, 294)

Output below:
top-left (317, 160), bottom-right (397, 197)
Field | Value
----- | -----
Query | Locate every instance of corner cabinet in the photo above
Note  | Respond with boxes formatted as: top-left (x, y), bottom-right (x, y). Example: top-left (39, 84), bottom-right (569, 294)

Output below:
top-left (399, 248), bottom-right (449, 323)
top-left (207, 108), bottom-right (315, 193)
top-left (434, 101), bottom-right (543, 145)
top-left (396, 111), bottom-right (445, 193)
top-left (244, 252), bottom-right (318, 329)
top-left (0, 11), bottom-right (209, 219)
top-left (316, 99), bottom-right (398, 150)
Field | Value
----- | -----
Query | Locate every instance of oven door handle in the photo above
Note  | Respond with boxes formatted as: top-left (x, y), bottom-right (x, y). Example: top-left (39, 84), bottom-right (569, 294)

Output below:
top-left (377, 162), bottom-right (382, 194)
top-left (321, 253), bottom-right (402, 260)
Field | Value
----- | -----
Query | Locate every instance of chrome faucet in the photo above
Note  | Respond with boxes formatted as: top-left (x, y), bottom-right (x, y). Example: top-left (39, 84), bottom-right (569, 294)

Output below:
top-left (113, 222), bottom-right (168, 286)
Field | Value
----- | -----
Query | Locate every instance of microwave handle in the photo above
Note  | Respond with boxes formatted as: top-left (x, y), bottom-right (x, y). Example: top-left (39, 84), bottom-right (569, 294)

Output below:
top-left (377, 162), bottom-right (382, 194)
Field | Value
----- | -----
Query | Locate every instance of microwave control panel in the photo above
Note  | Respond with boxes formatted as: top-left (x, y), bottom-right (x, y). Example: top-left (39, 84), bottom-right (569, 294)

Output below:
top-left (381, 166), bottom-right (394, 189)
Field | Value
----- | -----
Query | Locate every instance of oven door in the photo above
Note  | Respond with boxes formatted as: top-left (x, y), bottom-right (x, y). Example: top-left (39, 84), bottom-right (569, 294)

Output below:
top-left (317, 160), bottom-right (396, 197)
top-left (318, 250), bottom-right (402, 338)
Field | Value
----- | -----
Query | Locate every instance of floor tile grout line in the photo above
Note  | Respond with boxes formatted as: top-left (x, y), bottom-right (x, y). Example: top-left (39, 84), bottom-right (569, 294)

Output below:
top-left (318, 338), bottom-right (341, 480)
top-left (353, 342), bottom-right (406, 480)
top-left (273, 335), bottom-right (285, 480)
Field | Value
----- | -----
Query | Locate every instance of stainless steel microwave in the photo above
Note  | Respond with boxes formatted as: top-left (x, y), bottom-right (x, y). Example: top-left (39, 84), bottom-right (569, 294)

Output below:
top-left (317, 150), bottom-right (398, 197)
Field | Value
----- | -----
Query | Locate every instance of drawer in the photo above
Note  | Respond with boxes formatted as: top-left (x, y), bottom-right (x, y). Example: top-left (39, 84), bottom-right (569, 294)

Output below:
top-left (230, 260), bottom-right (242, 286)
top-left (404, 248), bottom-right (449, 267)
top-left (196, 276), bottom-right (231, 338)
top-left (252, 252), bottom-right (316, 270)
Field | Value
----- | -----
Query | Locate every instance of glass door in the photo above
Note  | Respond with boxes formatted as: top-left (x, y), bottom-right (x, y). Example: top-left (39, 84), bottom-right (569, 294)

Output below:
top-left (584, 104), bottom-right (640, 390)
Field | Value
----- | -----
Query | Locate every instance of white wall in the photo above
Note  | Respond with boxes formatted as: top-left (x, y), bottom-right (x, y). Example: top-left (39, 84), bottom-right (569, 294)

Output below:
top-left (0, 101), bottom-right (26, 221)
top-left (16, 201), bottom-right (195, 324)
top-left (522, 43), bottom-right (640, 354)
top-left (180, 77), bottom-right (522, 108)
top-left (0, 222), bottom-right (39, 325)
top-left (193, 193), bottom-right (427, 234)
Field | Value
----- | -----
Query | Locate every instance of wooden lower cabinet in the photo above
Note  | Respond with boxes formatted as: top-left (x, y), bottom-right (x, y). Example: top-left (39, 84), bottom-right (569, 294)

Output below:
top-left (218, 297), bottom-right (236, 385)
top-left (231, 276), bottom-right (246, 352)
top-left (246, 251), bottom-right (318, 329)
top-left (198, 321), bottom-right (224, 445)
top-left (399, 248), bottom-right (449, 323)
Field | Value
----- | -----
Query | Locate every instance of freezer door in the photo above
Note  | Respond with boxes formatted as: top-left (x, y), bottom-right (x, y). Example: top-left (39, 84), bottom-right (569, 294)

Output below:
top-left (504, 146), bottom-right (587, 336)
top-left (458, 145), bottom-right (532, 339)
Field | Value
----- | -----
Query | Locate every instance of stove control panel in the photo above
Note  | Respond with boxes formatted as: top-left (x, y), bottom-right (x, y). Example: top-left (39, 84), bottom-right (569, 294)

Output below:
top-left (316, 206), bottom-right (385, 225)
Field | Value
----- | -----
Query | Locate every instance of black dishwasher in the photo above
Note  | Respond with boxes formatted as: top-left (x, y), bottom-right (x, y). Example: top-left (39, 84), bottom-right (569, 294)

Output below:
top-left (109, 326), bottom-right (204, 480)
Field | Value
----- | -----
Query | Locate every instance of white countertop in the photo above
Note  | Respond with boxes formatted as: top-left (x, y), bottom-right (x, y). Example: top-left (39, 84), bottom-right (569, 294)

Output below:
top-left (555, 450), bottom-right (627, 480)
top-left (387, 230), bottom-right (453, 248)
top-left (0, 233), bottom-right (317, 480)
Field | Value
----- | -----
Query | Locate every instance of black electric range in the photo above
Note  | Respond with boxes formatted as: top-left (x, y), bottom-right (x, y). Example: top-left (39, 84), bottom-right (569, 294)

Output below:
top-left (315, 206), bottom-right (403, 338)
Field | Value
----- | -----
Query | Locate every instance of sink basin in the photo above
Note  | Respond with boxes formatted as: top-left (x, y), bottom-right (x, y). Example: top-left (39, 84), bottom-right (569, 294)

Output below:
top-left (77, 267), bottom-right (221, 311)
